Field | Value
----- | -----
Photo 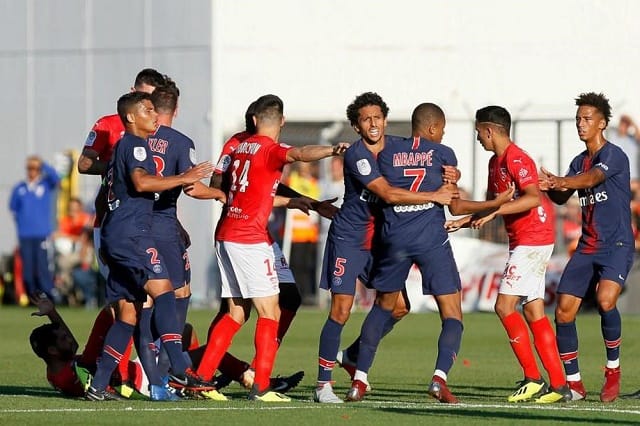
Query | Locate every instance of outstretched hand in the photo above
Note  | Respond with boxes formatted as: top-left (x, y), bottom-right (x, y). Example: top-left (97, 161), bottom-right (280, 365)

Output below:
top-left (311, 197), bottom-right (339, 219)
top-left (182, 161), bottom-right (214, 184)
top-left (433, 184), bottom-right (460, 206)
top-left (332, 142), bottom-right (350, 156)
top-left (494, 183), bottom-right (515, 205)
top-left (442, 165), bottom-right (461, 184)
top-left (30, 293), bottom-right (54, 317)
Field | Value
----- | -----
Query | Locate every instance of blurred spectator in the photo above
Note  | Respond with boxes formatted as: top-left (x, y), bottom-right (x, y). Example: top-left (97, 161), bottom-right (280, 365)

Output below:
top-left (607, 114), bottom-right (640, 192)
top-left (53, 197), bottom-right (95, 306)
top-left (8, 156), bottom-right (61, 302)
top-left (286, 161), bottom-right (321, 305)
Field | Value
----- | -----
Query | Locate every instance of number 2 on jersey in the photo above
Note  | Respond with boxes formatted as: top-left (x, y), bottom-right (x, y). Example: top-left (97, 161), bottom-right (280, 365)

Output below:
top-left (230, 159), bottom-right (250, 193)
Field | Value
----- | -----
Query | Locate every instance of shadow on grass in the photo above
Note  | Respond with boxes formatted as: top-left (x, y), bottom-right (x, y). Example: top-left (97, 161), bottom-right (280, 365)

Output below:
top-left (377, 406), bottom-right (638, 424)
top-left (0, 385), bottom-right (60, 398)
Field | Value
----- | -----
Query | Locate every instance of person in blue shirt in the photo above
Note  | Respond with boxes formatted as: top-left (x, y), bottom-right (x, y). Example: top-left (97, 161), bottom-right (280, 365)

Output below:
top-left (9, 156), bottom-right (60, 301)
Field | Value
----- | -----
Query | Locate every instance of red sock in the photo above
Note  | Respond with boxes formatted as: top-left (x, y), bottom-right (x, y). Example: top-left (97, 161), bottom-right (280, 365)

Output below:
top-left (501, 312), bottom-right (540, 380)
top-left (78, 307), bottom-right (114, 367)
top-left (530, 316), bottom-right (565, 389)
top-left (196, 314), bottom-right (242, 381)
top-left (253, 317), bottom-right (279, 392)
top-left (117, 338), bottom-right (134, 381)
top-left (207, 310), bottom-right (227, 342)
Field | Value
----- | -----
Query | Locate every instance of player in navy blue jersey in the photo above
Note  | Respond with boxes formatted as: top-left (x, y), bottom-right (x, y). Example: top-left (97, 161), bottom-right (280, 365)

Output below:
top-left (344, 103), bottom-right (513, 404)
top-left (129, 84), bottom-right (227, 401)
top-left (539, 92), bottom-right (634, 403)
top-left (314, 93), bottom-right (460, 403)
top-left (85, 91), bottom-right (215, 401)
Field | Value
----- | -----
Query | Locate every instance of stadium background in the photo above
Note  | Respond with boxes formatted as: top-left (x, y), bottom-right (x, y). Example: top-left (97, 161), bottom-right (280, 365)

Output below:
top-left (2, 0), bottom-right (640, 307)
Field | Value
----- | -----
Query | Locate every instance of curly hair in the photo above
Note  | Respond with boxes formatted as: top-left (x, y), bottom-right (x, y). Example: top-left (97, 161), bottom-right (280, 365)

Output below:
top-left (575, 92), bottom-right (612, 125)
top-left (346, 92), bottom-right (389, 126)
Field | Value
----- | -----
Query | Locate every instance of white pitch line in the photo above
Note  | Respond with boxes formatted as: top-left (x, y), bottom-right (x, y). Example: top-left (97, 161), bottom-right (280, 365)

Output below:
top-left (1, 400), bottom-right (640, 415)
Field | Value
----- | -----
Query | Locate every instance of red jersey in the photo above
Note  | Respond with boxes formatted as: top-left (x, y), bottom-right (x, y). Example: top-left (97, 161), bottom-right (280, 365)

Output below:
top-left (47, 361), bottom-right (85, 397)
top-left (214, 131), bottom-right (251, 174)
top-left (215, 135), bottom-right (292, 244)
top-left (487, 143), bottom-right (555, 249)
top-left (83, 114), bottom-right (125, 164)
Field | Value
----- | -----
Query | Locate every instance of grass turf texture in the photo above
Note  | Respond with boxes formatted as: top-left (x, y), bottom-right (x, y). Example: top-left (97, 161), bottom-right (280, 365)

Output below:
top-left (1, 306), bottom-right (639, 425)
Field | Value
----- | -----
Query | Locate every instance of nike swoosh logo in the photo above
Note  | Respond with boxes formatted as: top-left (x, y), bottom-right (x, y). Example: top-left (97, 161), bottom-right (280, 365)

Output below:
top-left (618, 274), bottom-right (625, 280)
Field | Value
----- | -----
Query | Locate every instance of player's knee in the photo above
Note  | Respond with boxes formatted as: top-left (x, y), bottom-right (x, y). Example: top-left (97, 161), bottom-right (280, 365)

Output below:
top-left (596, 298), bottom-right (616, 313)
top-left (330, 308), bottom-right (350, 325)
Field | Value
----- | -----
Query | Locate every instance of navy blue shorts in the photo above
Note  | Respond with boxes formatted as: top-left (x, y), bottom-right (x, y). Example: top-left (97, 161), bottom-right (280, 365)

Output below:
top-left (101, 235), bottom-right (169, 303)
top-left (370, 240), bottom-right (461, 295)
top-left (557, 245), bottom-right (634, 298)
top-left (156, 238), bottom-right (189, 290)
top-left (319, 236), bottom-right (372, 295)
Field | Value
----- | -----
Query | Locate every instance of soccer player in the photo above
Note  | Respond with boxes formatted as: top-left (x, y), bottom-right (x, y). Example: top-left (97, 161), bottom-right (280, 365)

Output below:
top-left (189, 100), bottom-right (323, 393)
top-left (447, 105), bottom-right (570, 403)
top-left (314, 93), bottom-right (460, 404)
top-left (77, 68), bottom-right (169, 278)
top-left (130, 83), bottom-right (227, 400)
top-left (29, 294), bottom-right (146, 398)
top-left (539, 92), bottom-right (634, 403)
top-left (344, 103), bottom-right (512, 404)
top-left (194, 94), bottom-right (348, 402)
top-left (85, 91), bottom-right (215, 401)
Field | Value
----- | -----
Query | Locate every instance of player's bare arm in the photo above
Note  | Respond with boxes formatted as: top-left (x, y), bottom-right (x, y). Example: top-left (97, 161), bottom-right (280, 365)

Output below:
top-left (471, 184), bottom-right (541, 229)
top-left (30, 294), bottom-right (79, 353)
top-left (366, 176), bottom-right (459, 205)
top-left (286, 142), bottom-right (349, 163)
top-left (77, 148), bottom-right (108, 175)
top-left (538, 166), bottom-right (593, 204)
top-left (183, 180), bottom-right (226, 202)
top-left (449, 183), bottom-right (515, 216)
top-left (276, 183), bottom-right (339, 219)
top-left (132, 161), bottom-right (213, 193)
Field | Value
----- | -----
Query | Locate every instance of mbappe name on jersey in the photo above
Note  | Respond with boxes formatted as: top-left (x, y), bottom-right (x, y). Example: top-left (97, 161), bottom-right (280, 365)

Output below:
top-left (392, 150), bottom-right (433, 167)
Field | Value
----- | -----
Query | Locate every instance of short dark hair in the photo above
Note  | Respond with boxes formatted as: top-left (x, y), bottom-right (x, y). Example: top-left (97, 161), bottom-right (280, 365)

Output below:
top-left (253, 94), bottom-right (284, 125)
top-left (244, 100), bottom-right (258, 134)
top-left (411, 103), bottom-right (445, 131)
top-left (117, 91), bottom-right (152, 126)
top-left (30, 323), bottom-right (59, 360)
top-left (346, 92), bottom-right (389, 126)
top-left (150, 84), bottom-right (180, 114)
top-left (475, 105), bottom-right (511, 134)
top-left (575, 92), bottom-right (612, 125)
top-left (133, 68), bottom-right (167, 90)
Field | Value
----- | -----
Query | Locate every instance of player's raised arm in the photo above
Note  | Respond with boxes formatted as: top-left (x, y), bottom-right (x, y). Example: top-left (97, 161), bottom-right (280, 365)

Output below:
top-left (286, 142), bottom-right (349, 163)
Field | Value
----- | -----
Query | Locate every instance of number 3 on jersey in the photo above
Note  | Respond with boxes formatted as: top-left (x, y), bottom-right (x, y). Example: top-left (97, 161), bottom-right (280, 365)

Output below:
top-left (230, 159), bottom-right (250, 193)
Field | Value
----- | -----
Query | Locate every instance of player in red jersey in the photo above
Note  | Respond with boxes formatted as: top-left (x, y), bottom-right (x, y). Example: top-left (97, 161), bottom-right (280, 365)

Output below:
top-left (29, 294), bottom-right (147, 398)
top-left (447, 106), bottom-right (569, 403)
top-left (194, 94), bottom-right (348, 402)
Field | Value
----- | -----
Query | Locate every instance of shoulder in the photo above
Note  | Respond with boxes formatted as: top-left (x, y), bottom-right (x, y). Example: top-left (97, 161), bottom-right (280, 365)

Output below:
top-left (94, 114), bottom-right (122, 129)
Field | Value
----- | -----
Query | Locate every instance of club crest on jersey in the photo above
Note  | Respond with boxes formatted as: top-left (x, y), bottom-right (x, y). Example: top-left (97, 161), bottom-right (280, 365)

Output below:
top-left (189, 148), bottom-right (197, 164)
top-left (332, 276), bottom-right (343, 287)
top-left (133, 147), bottom-right (147, 161)
top-left (84, 130), bottom-right (97, 147)
top-left (357, 159), bottom-right (372, 176)
top-left (152, 264), bottom-right (163, 274)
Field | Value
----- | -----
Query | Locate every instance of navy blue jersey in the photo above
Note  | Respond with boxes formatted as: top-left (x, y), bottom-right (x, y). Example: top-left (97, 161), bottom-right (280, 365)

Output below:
top-left (328, 137), bottom-right (385, 249)
top-left (149, 125), bottom-right (196, 236)
top-left (101, 133), bottom-right (156, 239)
top-left (566, 142), bottom-right (633, 253)
top-left (376, 136), bottom-right (457, 251)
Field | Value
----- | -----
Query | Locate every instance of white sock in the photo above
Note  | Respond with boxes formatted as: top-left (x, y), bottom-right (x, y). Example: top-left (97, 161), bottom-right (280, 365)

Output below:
top-left (354, 370), bottom-right (369, 384)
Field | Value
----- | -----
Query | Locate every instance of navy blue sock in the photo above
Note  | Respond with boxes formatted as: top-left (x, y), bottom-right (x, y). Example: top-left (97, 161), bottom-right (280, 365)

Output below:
top-left (434, 318), bottom-right (463, 376)
top-left (600, 307), bottom-right (621, 363)
top-left (346, 316), bottom-right (399, 362)
top-left (134, 307), bottom-right (162, 386)
top-left (317, 318), bottom-right (344, 382)
top-left (556, 320), bottom-right (580, 376)
top-left (153, 292), bottom-right (188, 374)
top-left (91, 320), bottom-right (134, 391)
top-left (355, 304), bottom-right (393, 374)
top-left (157, 296), bottom-right (192, 376)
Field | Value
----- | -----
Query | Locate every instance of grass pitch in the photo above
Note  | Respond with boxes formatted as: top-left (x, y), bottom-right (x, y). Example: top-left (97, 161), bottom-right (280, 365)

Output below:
top-left (1, 306), bottom-right (639, 425)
